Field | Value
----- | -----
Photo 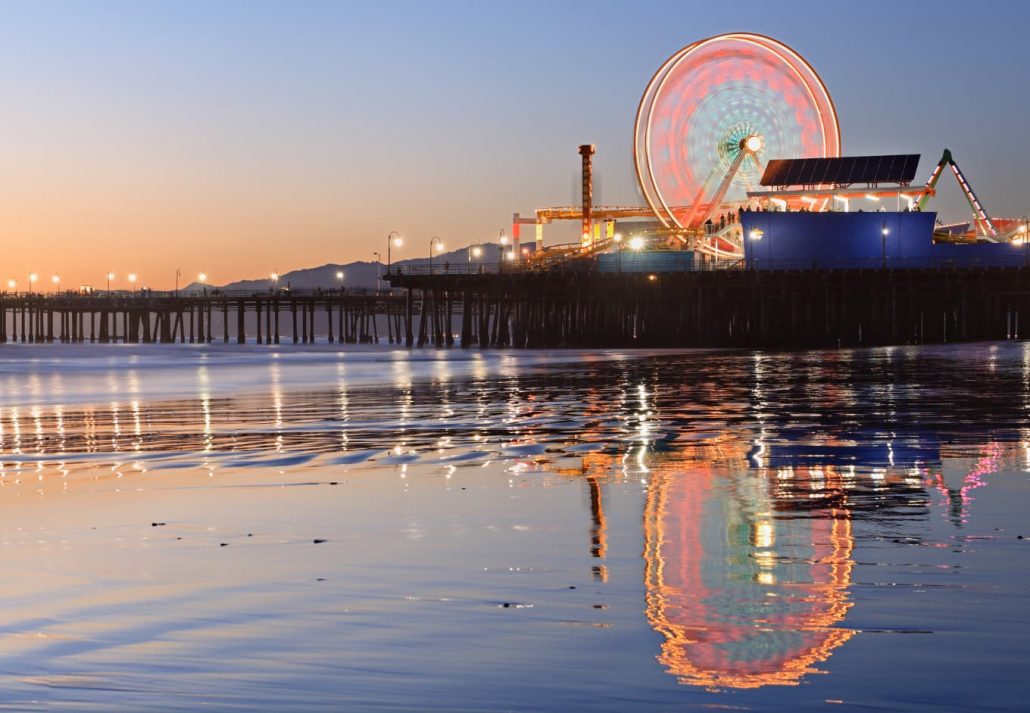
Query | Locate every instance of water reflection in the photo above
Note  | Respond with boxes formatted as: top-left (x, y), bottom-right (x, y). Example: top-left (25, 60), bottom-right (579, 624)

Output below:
top-left (0, 343), bottom-right (1027, 696)
top-left (642, 467), bottom-right (855, 689)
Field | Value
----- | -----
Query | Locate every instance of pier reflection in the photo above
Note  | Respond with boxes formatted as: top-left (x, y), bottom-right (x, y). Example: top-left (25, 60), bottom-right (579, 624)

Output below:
top-left (0, 345), bottom-right (1026, 692)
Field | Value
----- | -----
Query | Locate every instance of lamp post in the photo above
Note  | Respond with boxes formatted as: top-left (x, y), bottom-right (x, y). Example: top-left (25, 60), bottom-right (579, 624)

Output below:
top-left (1017, 217), bottom-right (1025, 267)
top-left (7, 279), bottom-right (16, 294)
top-left (198, 271), bottom-right (208, 296)
top-left (335, 270), bottom-right (344, 292)
top-left (107, 271), bottom-right (114, 294)
top-left (748, 228), bottom-right (764, 270)
top-left (429, 236), bottom-right (443, 273)
top-left (498, 229), bottom-right (508, 271)
top-left (387, 231), bottom-right (402, 273)
top-left (613, 233), bottom-right (623, 272)
top-left (1014, 217), bottom-right (1029, 267)
top-left (175, 267), bottom-right (181, 296)
top-left (29, 273), bottom-right (37, 294)
top-left (881, 222), bottom-right (889, 269)
top-left (469, 244), bottom-right (482, 273)
top-left (128, 272), bottom-right (137, 296)
top-left (52, 274), bottom-right (60, 294)
top-left (373, 251), bottom-right (382, 290)
top-left (271, 271), bottom-right (279, 293)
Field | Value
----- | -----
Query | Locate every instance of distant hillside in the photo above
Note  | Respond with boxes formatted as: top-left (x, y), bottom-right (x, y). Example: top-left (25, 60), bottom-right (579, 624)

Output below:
top-left (182, 242), bottom-right (509, 293)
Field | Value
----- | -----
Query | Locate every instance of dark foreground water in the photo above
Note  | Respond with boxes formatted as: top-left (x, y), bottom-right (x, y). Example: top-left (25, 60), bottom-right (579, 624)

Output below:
top-left (0, 342), bottom-right (1027, 711)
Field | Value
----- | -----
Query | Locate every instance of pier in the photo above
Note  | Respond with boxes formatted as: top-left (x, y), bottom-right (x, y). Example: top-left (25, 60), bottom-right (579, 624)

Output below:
top-left (388, 265), bottom-right (1030, 349)
top-left (3, 265), bottom-right (1027, 350)
top-left (0, 291), bottom-right (407, 345)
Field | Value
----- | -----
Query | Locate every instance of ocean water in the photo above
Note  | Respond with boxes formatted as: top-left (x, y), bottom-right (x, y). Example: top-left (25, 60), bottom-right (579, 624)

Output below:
top-left (0, 342), bottom-right (1027, 711)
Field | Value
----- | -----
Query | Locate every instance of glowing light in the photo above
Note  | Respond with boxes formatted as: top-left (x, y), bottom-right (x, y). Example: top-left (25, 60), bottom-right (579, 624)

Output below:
top-left (434, 242), bottom-right (445, 252)
top-left (107, 272), bottom-right (115, 281)
top-left (393, 236), bottom-right (403, 248)
top-left (271, 271), bottom-right (279, 281)
top-left (6, 279), bottom-right (15, 289)
top-left (51, 275), bottom-right (60, 284)
top-left (749, 229), bottom-right (764, 241)
top-left (755, 521), bottom-right (775, 549)
top-left (335, 271), bottom-right (344, 280)
top-left (29, 273), bottom-right (37, 283)
top-left (472, 246), bottom-right (482, 258)
top-left (865, 194), bottom-right (880, 202)
top-left (648, 274), bottom-right (657, 282)
top-left (128, 272), bottom-right (137, 283)
top-left (743, 134), bottom-right (764, 154)
top-left (198, 272), bottom-right (207, 282)
top-left (613, 233), bottom-right (623, 243)
top-left (506, 250), bottom-right (515, 260)
top-left (881, 226), bottom-right (890, 237)
top-left (629, 236), bottom-right (646, 251)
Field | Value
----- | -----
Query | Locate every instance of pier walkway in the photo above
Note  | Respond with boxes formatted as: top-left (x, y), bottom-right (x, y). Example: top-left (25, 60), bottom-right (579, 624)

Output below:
top-left (387, 265), bottom-right (1030, 349)
top-left (0, 290), bottom-right (407, 345)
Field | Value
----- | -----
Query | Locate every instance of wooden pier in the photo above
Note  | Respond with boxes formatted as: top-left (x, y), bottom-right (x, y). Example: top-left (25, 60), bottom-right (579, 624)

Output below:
top-left (0, 291), bottom-right (408, 345)
top-left (4, 266), bottom-right (1028, 349)
top-left (387, 265), bottom-right (1030, 349)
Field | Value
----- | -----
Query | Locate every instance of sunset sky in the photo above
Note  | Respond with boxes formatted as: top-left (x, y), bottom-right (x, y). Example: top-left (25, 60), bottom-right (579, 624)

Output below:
top-left (1, 0), bottom-right (1026, 289)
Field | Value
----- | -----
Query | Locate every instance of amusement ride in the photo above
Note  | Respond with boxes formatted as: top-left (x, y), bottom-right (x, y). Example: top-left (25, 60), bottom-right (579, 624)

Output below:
top-left (517, 32), bottom-right (1024, 264)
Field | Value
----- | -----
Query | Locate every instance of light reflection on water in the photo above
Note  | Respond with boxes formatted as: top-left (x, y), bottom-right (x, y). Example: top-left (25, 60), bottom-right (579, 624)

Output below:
top-left (0, 342), bottom-right (1027, 710)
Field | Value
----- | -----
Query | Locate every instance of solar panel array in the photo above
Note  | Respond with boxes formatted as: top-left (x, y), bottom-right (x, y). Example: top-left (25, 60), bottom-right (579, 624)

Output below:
top-left (759, 155), bottom-right (920, 187)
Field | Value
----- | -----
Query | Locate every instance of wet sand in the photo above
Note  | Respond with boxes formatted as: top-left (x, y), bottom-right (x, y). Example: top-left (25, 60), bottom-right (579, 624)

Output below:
top-left (0, 342), bottom-right (1028, 710)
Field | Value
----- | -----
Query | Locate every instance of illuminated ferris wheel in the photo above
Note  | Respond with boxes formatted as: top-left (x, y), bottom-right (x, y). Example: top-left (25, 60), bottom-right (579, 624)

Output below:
top-left (634, 33), bottom-right (841, 255)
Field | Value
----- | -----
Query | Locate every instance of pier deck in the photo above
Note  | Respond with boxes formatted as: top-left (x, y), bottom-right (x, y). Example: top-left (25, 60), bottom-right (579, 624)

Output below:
top-left (387, 265), bottom-right (1030, 349)
top-left (0, 291), bottom-right (407, 345)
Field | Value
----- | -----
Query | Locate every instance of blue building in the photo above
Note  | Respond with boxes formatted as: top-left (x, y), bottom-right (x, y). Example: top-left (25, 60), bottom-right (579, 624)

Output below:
top-left (741, 211), bottom-right (1027, 270)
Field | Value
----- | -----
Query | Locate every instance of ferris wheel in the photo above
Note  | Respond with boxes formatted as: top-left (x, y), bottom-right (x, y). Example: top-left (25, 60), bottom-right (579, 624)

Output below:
top-left (634, 33), bottom-right (841, 255)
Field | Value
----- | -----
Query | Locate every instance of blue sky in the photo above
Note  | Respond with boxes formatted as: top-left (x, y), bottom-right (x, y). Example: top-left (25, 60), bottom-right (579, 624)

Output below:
top-left (0, 0), bottom-right (1025, 286)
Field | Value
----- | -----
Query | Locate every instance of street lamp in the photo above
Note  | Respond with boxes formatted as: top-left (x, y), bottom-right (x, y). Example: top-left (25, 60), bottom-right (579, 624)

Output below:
top-left (748, 228), bottom-right (764, 270)
top-left (198, 271), bottom-right (208, 296)
top-left (429, 236), bottom-right (443, 273)
top-left (271, 271), bottom-right (279, 292)
top-left (881, 222), bottom-right (889, 269)
top-left (629, 236), bottom-right (645, 251)
top-left (335, 270), bottom-right (344, 291)
top-left (175, 267), bottom-right (182, 296)
top-left (387, 231), bottom-right (402, 272)
top-left (373, 251), bottom-right (382, 290)
top-left (613, 232), bottom-right (623, 272)
top-left (1024, 217), bottom-right (1029, 266)
top-left (52, 274), bottom-right (60, 294)
top-left (1013, 218), bottom-right (1029, 267)
top-left (7, 279), bottom-right (16, 293)
top-left (29, 273), bottom-right (37, 294)
top-left (128, 272), bottom-right (137, 296)
top-left (498, 229), bottom-right (509, 270)
top-left (469, 244), bottom-right (482, 272)
top-left (107, 271), bottom-right (115, 293)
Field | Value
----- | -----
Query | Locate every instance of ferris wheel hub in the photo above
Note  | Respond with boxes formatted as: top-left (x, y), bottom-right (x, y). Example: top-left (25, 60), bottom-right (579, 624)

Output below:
top-left (741, 134), bottom-right (765, 155)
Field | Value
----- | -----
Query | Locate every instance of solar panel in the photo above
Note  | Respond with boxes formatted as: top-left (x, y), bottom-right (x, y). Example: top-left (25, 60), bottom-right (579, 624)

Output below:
top-left (759, 155), bottom-right (920, 187)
